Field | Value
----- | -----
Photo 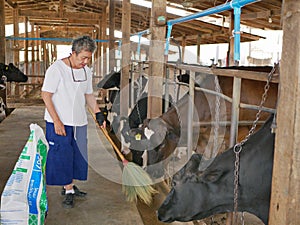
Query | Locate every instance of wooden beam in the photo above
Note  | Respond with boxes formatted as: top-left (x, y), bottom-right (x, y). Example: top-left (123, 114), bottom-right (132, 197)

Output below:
top-left (269, 1), bottom-right (300, 224)
top-left (20, 10), bottom-right (101, 21)
top-left (241, 9), bottom-right (281, 20)
top-left (5, 0), bottom-right (16, 8)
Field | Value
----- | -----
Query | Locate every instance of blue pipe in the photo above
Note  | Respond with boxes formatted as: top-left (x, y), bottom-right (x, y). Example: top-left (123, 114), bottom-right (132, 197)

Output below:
top-left (137, 34), bottom-right (142, 56)
top-left (118, 40), bottom-right (122, 56)
top-left (233, 7), bottom-right (241, 61)
top-left (165, 24), bottom-right (173, 56)
top-left (165, 0), bottom-right (260, 58)
top-left (131, 29), bottom-right (150, 37)
top-left (129, 29), bottom-right (150, 57)
top-left (5, 36), bottom-right (109, 43)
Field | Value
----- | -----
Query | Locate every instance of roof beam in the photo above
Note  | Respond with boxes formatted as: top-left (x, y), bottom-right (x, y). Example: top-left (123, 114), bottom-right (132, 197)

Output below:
top-left (19, 10), bottom-right (101, 20)
top-left (5, 0), bottom-right (16, 8)
top-left (241, 9), bottom-right (281, 20)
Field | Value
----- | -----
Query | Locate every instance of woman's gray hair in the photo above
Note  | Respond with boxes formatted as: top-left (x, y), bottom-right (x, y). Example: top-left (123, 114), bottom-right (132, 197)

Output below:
top-left (71, 36), bottom-right (97, 54)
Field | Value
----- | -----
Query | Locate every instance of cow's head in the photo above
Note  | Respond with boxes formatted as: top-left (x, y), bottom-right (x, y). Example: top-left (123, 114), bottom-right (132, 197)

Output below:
top-left (120, 117), bottom-right (180, 178)
top-left (157, 153), bottom-right (233, 222)
top-left (158, 115), bottom-right (276, 225)
top-left (0, 63), bottom-right (28, 82)
top-left (97, 70), bottom-right (121, 89)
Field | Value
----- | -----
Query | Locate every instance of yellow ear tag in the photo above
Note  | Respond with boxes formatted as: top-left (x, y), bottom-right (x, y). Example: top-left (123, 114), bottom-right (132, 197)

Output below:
top-left (5, 66), bottom-right (8, 70)
top-left (135, 133), bottom-right (141, 141)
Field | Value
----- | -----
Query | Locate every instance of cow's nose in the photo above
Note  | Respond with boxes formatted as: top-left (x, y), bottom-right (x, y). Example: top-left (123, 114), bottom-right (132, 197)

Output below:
top-left (157, 207), bottom-right (173, 223)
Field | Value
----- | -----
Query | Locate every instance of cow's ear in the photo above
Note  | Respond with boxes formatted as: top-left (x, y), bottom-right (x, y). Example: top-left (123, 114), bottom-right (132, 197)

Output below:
top-left (201, 169), bottom-right (223, 183)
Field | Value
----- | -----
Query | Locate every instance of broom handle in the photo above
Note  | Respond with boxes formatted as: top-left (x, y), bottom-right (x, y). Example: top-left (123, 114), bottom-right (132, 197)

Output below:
top-left (89, 108), bottom-right (126, 162)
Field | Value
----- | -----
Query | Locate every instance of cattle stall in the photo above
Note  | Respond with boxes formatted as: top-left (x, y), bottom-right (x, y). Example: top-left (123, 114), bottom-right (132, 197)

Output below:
top-left (163, 62), bottom-right (279, 224)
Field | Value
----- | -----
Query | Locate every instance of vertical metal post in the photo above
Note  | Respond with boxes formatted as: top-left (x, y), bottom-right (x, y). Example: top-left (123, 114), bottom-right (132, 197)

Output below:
top-left (187, 71), bottom-right (195, 159)
top-left (164, 67), bottom-right (170, 113)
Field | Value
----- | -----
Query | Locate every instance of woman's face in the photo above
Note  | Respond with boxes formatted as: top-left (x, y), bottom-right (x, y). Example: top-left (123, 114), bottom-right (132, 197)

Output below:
top-left (72, 50), bottom-right (92, 69)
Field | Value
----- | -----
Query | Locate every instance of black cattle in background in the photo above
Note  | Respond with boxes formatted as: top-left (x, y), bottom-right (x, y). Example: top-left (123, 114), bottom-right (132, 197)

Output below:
top-left (0, 63), bottom-right (28, 83)
top-left (97, 70), bottom-right (173, 130)
top-left (157, 114), bottom-right (275, 225)
top-left (0, 63), bottom-right (28, 119)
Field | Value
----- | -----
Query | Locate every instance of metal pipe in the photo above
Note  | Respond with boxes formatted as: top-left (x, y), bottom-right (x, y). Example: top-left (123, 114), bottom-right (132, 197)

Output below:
top-left (233, 6), bottom-right (241, 61)
top-left (165, 0), bottom-right (260, 56)
top-left (187, 71), bottom-right (195, 159)
top-left (167, 0), bottom-right (259, 26)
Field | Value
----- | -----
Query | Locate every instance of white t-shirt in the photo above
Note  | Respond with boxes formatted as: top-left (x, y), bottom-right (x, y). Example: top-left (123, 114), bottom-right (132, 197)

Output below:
top-left (42, 59), bottom-right (93, 126)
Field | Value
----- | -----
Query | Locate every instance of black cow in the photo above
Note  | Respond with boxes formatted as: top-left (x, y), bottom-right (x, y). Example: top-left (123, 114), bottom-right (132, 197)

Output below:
top-left (0, 63), bottom-right (28, 83)
top-left (97, 70), bottom-right (173, 130)
top-left (97, 70), bottom-right (121, 89)
top-left (157, 114), bottom-right (275, 225)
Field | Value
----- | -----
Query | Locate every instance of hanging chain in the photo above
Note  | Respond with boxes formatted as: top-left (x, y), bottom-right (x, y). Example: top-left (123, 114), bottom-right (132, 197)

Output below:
top-left (173, 68), bottom-right (178, 104)
top-left (136, 63), bottom-right (145, 125)
top-left (233, 64), bottom-right (277, 224)
top-left (212, 75), bottom-right (221, 158)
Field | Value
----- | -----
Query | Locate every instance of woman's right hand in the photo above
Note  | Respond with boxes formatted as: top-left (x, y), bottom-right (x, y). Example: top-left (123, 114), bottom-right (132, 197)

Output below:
top-left (53, 119), bottom-right (66, 136)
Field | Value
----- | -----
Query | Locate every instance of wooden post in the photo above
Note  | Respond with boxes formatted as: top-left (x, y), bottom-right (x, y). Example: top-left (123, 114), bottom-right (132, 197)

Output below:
top-left (11, 7), bottom-right (20, 97)
top-left (120, 0), bottom-right (130, 118)
top-left (31, 23), bottom-right (35, 76)
top-left (228, 11), bottom-right (235, 66)
top-left (269, 1), bottom-right (300, 224)
top-left (147, 0), bottom-right (166, 118)
top-left (24, 17), bottom-right (29, 75)
top-left (181, 34), bottom-right (186, 62)
top-left (13, 7), bottom-right (19, 66)
top-left (35, 26), bottom-right (41, 77)
top-left (108, 0), bottom-right (115, 72)
top-left (196, 34), bottom-right (201, 64)
top-left (0, 0), bottom-right (5, 64)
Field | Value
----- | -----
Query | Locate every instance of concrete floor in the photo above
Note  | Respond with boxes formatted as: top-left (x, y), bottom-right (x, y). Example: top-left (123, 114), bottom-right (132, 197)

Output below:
top-left (0, 106), bottom-right (143, 225)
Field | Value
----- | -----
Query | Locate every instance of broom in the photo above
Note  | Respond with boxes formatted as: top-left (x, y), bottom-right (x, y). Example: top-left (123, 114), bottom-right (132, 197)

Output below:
top-left (90, 110), bottom-right (157, 205)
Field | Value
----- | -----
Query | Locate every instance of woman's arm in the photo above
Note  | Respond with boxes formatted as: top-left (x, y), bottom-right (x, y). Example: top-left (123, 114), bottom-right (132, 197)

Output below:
top-left (41, 91), bottom-right (66, 136)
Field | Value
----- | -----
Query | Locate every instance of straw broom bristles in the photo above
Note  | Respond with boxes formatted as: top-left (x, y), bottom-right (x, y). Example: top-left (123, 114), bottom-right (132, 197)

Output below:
top-left (90, 109), bottom-right (157, 205)
top-left (122, 162), bottom-right (158, 205)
